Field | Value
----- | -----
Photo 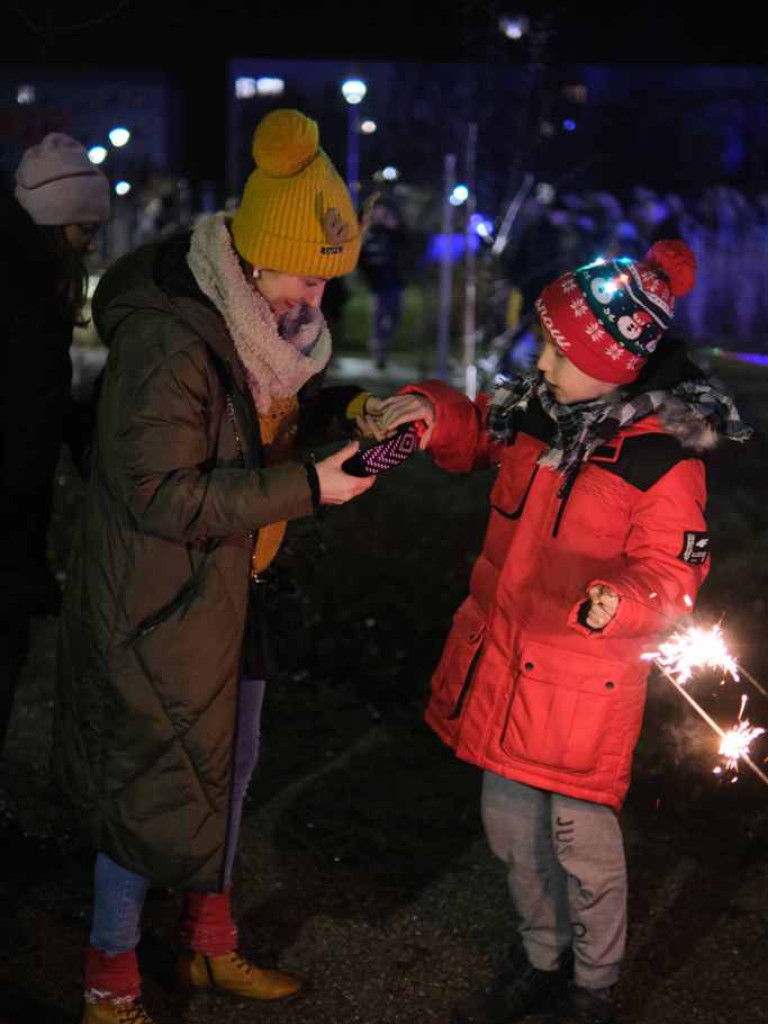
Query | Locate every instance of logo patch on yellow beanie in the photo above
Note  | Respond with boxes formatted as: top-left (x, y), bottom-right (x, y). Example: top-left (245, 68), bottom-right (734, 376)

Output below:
top-left (323, 207), bottom-right (353, 245)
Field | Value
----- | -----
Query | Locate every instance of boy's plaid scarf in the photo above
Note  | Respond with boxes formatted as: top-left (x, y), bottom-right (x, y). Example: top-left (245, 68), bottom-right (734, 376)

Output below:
top-left (487, 370), bottom-right (752, 478)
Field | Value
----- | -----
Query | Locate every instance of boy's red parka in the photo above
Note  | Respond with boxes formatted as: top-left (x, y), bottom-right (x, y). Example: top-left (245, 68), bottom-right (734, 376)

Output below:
top-left (406, 379), bottom-right (710, 811)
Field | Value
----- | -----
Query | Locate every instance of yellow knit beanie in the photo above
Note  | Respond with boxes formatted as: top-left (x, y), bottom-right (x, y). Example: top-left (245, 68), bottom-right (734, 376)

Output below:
top-left (231, 109), bottom-right (360, 278)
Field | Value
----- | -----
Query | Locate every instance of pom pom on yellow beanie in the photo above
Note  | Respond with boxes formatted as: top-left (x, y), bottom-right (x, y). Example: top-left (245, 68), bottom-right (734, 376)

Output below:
top-left (253, 109), bottom-right (320, 178)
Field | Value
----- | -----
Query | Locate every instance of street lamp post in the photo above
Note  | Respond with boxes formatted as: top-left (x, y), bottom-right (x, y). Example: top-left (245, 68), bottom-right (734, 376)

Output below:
top-left (341, 78), bottom-right (367, 210)
top-left (347, 104), bottom-right (360, 208)
top-left (107, 126), bottom-right (133, 261)
top-left (463, 123), bottom-right (478, 400)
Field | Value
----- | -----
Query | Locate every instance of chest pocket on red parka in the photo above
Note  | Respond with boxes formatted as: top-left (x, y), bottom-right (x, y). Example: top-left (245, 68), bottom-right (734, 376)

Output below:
top-left (486, 446), bottom-right (541, 567)
top-left (489, 438), bottom-right (542, 516)
top-left (500, 639), bottom-right (636, 773)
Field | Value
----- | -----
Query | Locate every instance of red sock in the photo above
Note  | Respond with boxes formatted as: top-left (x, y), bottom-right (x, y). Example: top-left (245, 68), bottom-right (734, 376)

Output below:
top-left (84, 947), bottom-right (141, 1004)
top-left (179, 889), bottom-right (238, 957)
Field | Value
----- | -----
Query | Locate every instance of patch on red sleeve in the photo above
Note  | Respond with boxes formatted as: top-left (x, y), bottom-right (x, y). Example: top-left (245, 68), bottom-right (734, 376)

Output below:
top-left (679, 531), bottom-right (710, 565)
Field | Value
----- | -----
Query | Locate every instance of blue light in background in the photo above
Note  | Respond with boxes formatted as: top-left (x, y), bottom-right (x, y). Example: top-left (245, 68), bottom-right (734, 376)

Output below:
top-left (427, 233), bottom-right (480, 261)
top-left (722, 351), bottom-right (768, 367)
top-left (562, 119), bottom-right (577, 132)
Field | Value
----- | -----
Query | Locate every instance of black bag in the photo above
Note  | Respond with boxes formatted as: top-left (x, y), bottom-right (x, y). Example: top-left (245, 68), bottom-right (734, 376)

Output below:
top-left (244, 562), bottom-right (307, 678)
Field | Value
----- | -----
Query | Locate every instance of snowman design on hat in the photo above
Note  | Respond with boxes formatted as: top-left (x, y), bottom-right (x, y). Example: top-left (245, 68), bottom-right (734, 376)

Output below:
top-left (617, 310), bottom-right (653, 341)
top-left (590, 276), bottom-right (617, 305)
top-left (583, 264), bottom-right (666, 355)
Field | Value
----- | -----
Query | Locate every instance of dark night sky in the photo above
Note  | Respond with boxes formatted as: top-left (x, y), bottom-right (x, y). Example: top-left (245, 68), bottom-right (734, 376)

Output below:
top-left (4, 1), bottom-right (767, 185)
top-left (4, 1), bottom-right (767, 67)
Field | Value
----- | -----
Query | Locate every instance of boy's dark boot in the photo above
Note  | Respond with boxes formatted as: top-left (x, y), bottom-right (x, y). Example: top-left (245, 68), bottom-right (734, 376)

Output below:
top-left (539, 985), bottom-right (616, 1024)
top-left (451, 945), bottom-right (572, 1024)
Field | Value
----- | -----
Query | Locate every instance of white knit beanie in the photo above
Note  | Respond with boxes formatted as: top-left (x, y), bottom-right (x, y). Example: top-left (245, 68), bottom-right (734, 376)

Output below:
top-left (14, 133), bottom-right (111, 226)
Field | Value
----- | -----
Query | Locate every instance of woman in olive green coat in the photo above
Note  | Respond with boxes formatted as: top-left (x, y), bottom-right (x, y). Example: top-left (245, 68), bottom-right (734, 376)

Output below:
top-left (56, 109), bottom-right (380, 1024)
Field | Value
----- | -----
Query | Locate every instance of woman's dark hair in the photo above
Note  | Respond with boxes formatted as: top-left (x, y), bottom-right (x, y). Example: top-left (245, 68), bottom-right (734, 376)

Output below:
top-left (40, 225), bottom-right (91, 327)
top-left (2, 188), bottom-right (90, 327)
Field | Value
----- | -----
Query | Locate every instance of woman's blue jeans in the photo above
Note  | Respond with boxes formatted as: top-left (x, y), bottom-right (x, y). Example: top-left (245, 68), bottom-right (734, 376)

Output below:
top-left (90, 677), bottom-right (266, 955)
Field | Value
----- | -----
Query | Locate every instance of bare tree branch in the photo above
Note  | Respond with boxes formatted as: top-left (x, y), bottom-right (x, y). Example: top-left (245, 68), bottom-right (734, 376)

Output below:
top-left (9, 0), bottom-right (136, 36)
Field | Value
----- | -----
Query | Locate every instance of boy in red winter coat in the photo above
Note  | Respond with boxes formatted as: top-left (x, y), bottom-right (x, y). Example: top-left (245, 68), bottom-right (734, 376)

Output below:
top-left (374, 242), bottom-right (751, 1024)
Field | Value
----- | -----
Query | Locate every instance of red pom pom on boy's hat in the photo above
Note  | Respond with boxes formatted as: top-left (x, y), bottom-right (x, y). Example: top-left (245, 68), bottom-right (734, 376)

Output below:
top-left (534, 239), bottom-right (696, 385)
top-left (645, 239), bottom-right (697, 297)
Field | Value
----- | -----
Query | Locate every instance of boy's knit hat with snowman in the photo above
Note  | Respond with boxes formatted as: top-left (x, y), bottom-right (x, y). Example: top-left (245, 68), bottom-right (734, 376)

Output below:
top-left (231, 108), bottom-right (360, 278)
top-left (535, 240), bottom-right (697, 384)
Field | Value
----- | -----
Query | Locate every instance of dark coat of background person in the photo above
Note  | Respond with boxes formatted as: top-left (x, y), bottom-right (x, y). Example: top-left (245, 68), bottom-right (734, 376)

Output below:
top-left (0, 188), bottom-right (78, 745)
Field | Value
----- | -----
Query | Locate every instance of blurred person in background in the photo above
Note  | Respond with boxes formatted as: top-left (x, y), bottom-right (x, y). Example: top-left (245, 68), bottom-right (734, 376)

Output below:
top-left (0, 133), bottom-right (109, 756)
top-left (358, 197), bottom-right (409, 369)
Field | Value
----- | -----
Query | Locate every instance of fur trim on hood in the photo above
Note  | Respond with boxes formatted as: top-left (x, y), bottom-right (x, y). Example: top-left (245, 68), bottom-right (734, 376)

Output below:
top-left (621, 337), bottom-right (751, 450)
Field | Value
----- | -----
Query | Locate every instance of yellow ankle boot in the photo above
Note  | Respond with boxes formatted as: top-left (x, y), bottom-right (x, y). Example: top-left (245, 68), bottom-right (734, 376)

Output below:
top-left (177, 950), bottom-right (302, 1000)
top-left (81, 999), bottom-right (156, 1023)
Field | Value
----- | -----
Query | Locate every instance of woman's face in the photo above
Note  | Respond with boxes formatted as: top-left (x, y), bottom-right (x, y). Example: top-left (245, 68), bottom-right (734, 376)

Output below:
top-left (536, 329), bottom-right (615, 405)
top-left (64, 223), bottom-right (101, 255)
top-left (253, 269), bottom-right (328, 318)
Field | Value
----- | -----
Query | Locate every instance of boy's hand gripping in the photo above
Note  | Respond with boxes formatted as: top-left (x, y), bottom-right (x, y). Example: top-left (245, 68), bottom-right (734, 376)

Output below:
top-left (586, 585), bottom-right (620, 630)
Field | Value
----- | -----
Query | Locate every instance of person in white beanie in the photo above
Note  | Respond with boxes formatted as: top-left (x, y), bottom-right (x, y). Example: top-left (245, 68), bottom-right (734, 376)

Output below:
top-left (13, 132), bottom-right (111, 303)
top-left (0, 134), bottom-right (110, 757)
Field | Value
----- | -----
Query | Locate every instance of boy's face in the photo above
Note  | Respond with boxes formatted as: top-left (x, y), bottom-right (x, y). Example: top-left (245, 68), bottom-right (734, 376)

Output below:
top-left (536, 329), bottom-right (616, 405)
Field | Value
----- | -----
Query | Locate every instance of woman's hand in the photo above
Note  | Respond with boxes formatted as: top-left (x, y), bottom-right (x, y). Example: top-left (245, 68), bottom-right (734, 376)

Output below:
top-left (315, 442), bottom-right (376, 504)
top-left (586, 584), bottom-right (620, 630)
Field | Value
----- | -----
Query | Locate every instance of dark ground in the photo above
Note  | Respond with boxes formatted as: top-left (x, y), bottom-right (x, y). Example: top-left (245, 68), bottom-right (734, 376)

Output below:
top-left (2, 356), bottom-right (768, 1024)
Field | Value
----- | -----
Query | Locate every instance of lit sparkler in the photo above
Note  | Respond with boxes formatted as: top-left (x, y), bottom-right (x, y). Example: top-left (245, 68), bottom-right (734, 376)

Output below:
top-left (644, 626), bottom-right (768, 789)
top-left (642, 623), bottom-right (739, 686)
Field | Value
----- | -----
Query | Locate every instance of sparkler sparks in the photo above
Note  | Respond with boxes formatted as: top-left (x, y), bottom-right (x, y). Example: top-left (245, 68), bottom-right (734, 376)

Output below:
top-left (718, 695), bottom-right (765, 773)
top-left (642, 624), bottom-right (740, 686)
top-left (645, 627), bottom-right (768, 788)
top-left (719, 721), bottom-right (766, 771)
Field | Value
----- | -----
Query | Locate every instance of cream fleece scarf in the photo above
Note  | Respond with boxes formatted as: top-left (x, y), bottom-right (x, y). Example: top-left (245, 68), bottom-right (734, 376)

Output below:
top-left (186, 212), bottom-right (332, 413)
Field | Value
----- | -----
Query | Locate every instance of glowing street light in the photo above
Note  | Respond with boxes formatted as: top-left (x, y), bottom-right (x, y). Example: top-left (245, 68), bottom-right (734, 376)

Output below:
top-left (109, 127), bottom-right (131, 148)
top-left (360, 119), bottom-right (377, 134)
top-left (470, 214), bottom-right (494, 239)
top-left (499, 13), bottom-right (529, 40)
top-left (450, 184), bottom-right (470, 206)
top-left (341, 78), bottom-right (367, 105)
top-left (88, 146), bottom-right (108, 166)
top-left (535, 182), bottom-right (556, 205)
top-left (381, 166), bottom-right (399, 181)
top-left (256, 77), bottom-right (285, 96)
top-left (16, 84), bottom-right (35, 105)
top-left (114, 181), bottom-right (132, 196)
top-left (341, 78), bottom-right (368, 210)
top-left (235, 77), bottom-right (257, 99)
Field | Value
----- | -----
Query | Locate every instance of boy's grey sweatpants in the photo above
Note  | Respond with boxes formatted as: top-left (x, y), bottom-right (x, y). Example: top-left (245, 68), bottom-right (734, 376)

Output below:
top-left (482, 771), bottom-right (626, 989)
